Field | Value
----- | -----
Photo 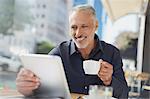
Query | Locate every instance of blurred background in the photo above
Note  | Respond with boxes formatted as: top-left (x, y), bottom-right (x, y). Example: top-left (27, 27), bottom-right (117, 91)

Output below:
top-left (0, 0), bottom-right (149, 98)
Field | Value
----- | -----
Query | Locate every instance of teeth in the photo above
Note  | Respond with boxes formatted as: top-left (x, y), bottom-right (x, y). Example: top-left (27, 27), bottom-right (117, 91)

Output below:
top-left (76, 36), bottom-right (86, 41)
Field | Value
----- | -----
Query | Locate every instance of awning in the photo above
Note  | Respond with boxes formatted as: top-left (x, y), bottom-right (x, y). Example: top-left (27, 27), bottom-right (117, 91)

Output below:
top-left (101, 0), bottom-right (149, 21)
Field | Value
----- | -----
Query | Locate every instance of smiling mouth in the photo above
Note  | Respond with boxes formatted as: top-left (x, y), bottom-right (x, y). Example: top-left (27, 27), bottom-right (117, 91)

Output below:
top-left (75, 36), bottom-right (87, 42)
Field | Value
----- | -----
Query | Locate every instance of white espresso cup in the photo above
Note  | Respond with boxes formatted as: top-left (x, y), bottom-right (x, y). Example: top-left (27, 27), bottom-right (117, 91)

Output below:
top-left (83, 60), bottom-right (101, 75)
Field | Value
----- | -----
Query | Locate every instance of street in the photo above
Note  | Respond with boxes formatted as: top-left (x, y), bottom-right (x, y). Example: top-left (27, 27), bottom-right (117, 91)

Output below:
top-left (0, 71), bottom-right (17, 90)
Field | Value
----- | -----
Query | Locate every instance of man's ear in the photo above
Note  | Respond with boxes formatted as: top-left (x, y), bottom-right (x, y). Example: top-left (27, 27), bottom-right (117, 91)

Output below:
top-left (95, 20), bottom-right (99, 31)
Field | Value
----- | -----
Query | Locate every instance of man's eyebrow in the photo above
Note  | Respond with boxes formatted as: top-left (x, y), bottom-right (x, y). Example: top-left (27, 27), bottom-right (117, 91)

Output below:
top-left (71, 24), bottom-right (76, 26)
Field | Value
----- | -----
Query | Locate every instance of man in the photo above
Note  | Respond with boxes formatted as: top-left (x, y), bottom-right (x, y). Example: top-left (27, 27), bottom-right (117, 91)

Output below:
top-left (16, 5), bottom-right (129, 98)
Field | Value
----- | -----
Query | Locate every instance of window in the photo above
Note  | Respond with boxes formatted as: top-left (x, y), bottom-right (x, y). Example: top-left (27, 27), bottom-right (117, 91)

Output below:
top-left (36, 14), bottom-right (39, 18)
top-left (41, 14), bottom-right (45, 18)
top-left (43, 4), bottom-right (46, 8)
top-left (41, 24), bottom-right (45, 28)
top-left (37, 4), bottom-right (40, 8)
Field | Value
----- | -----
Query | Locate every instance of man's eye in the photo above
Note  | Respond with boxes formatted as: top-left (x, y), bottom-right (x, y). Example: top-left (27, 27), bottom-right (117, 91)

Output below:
top-left (71, 26), bottom-right (77, 30)
top-left (82, 25), bottom-right (88, 28)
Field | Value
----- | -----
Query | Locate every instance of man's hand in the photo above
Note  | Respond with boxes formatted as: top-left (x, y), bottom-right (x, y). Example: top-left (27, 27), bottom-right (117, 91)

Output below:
top-left (98, 60), bottom-right (113, 86)
top-left (16, 68), bottom-right (40, 96)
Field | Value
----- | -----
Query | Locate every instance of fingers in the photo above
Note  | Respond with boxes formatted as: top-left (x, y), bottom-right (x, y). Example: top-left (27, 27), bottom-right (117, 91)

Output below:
top-left (17, 83), bottom-right (39, 96)
top-left (17, 68), bottom-right (40, 82)
top-left (101, 61), bottom-right (113, 69)
top-left (16, 80), bottom-right (40, 94)
top-left (100, 61), bottom-right (113, 73)
top-left (18, 68), bottom-right (34, 77)
top-left (98, 74), bottom-right (109, 82)
top-left (98, 70), bottom-right (109, 81)
top-left (18, 86), bottom-right (38, 92)
top-left (16, 75), bottom-right (40, 83)
top-left (16, 68), bottom-right (40, 95)
top-left (16, 81), bottom-right (40, 88)
top-left (98, 60), bottom-right (113, 83)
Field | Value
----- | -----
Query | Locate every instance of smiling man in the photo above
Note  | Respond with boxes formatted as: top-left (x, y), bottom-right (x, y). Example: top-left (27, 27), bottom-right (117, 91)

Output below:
top-left (16, 5), bottom-right (129, 98)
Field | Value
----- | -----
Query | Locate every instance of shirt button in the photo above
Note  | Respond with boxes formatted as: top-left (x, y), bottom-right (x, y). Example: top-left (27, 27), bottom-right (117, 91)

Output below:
top-left (85, 86), bottom-right (88, 89)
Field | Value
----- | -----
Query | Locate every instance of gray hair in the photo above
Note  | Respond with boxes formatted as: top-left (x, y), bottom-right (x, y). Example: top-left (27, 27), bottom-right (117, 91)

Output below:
top-left (71, 4), bottom-right (96, 18)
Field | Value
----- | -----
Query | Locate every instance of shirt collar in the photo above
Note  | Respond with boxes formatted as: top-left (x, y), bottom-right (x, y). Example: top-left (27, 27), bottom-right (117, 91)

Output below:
top-left (70, 34), bottom-right (104, 55)
top-left (70, 40), bottom-right (77, 55)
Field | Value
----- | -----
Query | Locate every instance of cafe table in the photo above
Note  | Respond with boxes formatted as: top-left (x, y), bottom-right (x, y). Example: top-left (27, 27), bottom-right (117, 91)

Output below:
top-left (0, 89), bottom-right (117, 99)
top-left (0, 89), bottom-right (85, 99)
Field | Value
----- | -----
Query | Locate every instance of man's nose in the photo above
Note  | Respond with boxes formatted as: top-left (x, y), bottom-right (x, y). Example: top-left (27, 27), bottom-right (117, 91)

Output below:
top-left (75, 28), bottom-right (82, 37)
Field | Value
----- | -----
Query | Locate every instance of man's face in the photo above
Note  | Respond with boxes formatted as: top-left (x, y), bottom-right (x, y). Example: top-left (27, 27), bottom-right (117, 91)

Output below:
top-left (69, 10), bottom-right (98, 49)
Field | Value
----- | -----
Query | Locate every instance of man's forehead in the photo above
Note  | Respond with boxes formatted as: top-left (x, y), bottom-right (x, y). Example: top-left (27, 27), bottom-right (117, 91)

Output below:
top-left (69, 10), bottom-right (93, 17)
top-left (69, 10), bottom-right (94, 22)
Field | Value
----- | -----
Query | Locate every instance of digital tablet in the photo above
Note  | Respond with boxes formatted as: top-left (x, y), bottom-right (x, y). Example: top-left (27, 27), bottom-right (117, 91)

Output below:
top-left (19, 54), bottom-right (71, 99)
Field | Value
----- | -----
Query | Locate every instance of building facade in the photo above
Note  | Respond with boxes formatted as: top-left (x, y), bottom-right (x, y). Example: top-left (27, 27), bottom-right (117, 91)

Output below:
top-left (33, 0), bottom-right (70, 45)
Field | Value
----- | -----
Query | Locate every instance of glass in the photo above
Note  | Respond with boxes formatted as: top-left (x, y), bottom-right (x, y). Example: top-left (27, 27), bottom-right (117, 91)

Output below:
top-left (87, 85), bottom-right (113, 99)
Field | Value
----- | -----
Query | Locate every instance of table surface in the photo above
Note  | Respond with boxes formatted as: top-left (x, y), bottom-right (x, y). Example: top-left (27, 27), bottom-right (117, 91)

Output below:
top-left (0, 90), bottom-right (117, 99)
top-left (0, 89), bottom-right (85, 99)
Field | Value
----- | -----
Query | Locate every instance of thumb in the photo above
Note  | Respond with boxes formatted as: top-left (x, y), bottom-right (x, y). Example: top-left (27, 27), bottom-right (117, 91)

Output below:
top-left (99, 59), bottom-right (103, 64)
